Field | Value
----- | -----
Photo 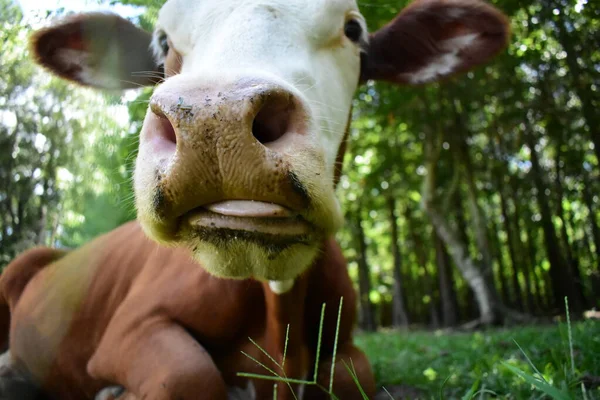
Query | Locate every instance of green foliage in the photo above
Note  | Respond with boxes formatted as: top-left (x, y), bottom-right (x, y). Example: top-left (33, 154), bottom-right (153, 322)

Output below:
top-left (337, 0), bottom-right (600, 322)
top-left (0, 0), bottom-right (134, 264)
top-left (356, 320), bottom-right (600, 398)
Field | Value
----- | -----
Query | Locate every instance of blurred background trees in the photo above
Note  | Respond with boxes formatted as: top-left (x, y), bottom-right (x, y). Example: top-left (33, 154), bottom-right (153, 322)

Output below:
top-left (1, 0), bottom-right (598, 328)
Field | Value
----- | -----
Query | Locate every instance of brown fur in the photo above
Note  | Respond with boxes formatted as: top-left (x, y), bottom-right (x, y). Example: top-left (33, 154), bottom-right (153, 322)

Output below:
top-left (360, 0), bottom-right (510, 83)
top-left (30, 13), bottom-right (160, 89)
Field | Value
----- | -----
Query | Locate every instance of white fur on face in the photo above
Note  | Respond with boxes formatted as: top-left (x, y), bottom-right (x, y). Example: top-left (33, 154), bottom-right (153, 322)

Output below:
top-left (155, 0), bottom-right (366, 179)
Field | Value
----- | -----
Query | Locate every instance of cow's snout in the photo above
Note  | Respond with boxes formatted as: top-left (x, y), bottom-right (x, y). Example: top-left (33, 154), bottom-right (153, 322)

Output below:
top-left (134, 78), bottom-right (343, 280)
top-left (144, 81), bottom-right (308, 162)
top-left (135, 79), bottom-right (320, 238)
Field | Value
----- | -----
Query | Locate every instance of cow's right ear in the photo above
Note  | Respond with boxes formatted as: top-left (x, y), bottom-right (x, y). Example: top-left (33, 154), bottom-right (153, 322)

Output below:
top-left (31, 13), bottom-right (161, 90)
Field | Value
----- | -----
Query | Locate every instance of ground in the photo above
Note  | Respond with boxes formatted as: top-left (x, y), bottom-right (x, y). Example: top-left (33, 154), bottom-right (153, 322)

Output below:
top-left (357, 320), bottom-right (600, 399)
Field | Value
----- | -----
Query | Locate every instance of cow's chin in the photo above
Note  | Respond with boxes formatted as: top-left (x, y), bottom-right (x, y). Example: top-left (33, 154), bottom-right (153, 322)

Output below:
top-left (186, 237), bottom-right (321, 281)
top-left (137, 211), bottom-right (325, 281)
top-left (178, 211), bottom-right (323, 280)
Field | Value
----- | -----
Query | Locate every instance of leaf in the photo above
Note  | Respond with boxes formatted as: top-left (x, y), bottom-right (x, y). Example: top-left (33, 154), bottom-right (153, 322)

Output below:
top-left (501, 362), bottom-right (571, 400)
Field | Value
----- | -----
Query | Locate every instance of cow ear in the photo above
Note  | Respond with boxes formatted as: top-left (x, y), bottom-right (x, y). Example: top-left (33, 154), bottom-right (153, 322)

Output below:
top-left (360, 0), bottom-right (510, 85)
top-left (30, 13), bottom-right (161, 90)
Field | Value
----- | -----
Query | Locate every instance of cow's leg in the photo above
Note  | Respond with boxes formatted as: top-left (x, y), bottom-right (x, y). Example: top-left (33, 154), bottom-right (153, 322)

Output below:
top-left (304, 343), bottom-right (375, 400)
top-left (96, 386), bottom-right (257, 400)
top-left (95, 385), bottom-right (125, 400)
top-left (0, 351), bottom-right (49, 400)
top-left (88, 319), bottom-right (228, 400)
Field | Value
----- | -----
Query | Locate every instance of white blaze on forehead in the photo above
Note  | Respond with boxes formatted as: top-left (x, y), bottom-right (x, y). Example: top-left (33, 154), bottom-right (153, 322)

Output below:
top-left (156, 0), bottom-right (366, 171)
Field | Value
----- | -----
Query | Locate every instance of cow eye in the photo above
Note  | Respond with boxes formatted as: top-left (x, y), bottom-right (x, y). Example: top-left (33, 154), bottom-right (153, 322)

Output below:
top-left (158, 31), bottom-right (169, 55)
top-left (344, 19), bottom-right (362, 43)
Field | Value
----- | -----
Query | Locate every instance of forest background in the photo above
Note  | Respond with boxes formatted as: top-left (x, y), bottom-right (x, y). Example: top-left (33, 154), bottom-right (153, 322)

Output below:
top-left (1, 0), bottom-right (599, 395)
top-left (2, 0), bottom-right (598, 326)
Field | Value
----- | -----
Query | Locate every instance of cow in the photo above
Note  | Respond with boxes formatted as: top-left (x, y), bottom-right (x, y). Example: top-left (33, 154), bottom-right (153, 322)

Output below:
top-left (0, 0), bottom-right (509, 398)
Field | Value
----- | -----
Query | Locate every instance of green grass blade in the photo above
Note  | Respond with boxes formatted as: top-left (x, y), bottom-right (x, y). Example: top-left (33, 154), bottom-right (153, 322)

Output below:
top-left (236, 373), bottom-right (314, 385)
top-left (329, 297), bottom-right (344, 394)
top-left (439, 375), bottom-right (452, 400)
top-left (239, 351), bottom-right (280, 377)
top-left (313, 303), bottom-right (326, 383)
top-left (501, 362), bottom-right (571, 400)
top-left (248, 336), bottom-right (282, 370)
top-left (382, 386), bottom-right (394, 399)
top-left (342, 359), bottom-right (370, 400)
top-left (282, 323), bottom-right (290, 369)
top-left (474, 389), bottom-right (499, 399)
top-left (461, 378), bottom-right (480, 400)
top-left (580, 382), bottom-right (588, 400)
top-left (513, 340), bottom-right (548, 383)
top-left (315, 383), bottom-right (340, 400)
top-left (564, 297), bottom-right (575, 375)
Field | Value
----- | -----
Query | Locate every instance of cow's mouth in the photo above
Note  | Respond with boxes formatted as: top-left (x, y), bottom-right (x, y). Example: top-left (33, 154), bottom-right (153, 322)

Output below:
top-left (184, 200), bottom-right (314, 240)
top-left (179, 200), bottom-right (320, 279)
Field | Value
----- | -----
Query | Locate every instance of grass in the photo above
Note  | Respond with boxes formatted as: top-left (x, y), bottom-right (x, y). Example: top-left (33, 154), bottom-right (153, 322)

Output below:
top-left (356, 318), bottom-right (600, 398)
top-left (240, 298), bottom-right (600, 399)
top-left (238, 300), bottom-right (350, 400)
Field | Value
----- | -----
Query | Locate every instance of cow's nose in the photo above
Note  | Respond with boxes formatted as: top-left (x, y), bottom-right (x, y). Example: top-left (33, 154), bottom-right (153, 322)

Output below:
top-left (145, 82), bottom-right (307, 160)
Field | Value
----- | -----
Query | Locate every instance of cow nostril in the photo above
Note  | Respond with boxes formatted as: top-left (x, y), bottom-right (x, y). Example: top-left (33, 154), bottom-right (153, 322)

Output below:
top-left (145, 106), bottom-right (177, 158)
top-left (151, 107), bottom-right (177, 146)
top-left (252, 94), bottom-right (296, 146)
top-left (157, 114), bottom-right (177, 145)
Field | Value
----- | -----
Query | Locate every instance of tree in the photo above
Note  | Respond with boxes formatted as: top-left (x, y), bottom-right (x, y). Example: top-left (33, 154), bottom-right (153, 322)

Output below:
top-left (0, 0), bottom-right (128, 265)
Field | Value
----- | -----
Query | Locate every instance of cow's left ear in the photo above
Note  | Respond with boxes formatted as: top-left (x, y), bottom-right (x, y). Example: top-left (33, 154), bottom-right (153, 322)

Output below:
top-left (31, 13), bottom-right (161, 90)
top-left (360, 0), bottom-right (510, 85)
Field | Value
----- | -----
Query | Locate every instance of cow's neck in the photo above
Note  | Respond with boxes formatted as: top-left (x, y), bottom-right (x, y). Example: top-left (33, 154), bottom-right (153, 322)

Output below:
top-left (260, 275), bottom-right (310, 399)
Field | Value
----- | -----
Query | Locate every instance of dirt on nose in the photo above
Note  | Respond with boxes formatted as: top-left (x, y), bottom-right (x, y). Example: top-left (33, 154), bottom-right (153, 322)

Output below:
top-left (139, 80), bottom-right (313, 222)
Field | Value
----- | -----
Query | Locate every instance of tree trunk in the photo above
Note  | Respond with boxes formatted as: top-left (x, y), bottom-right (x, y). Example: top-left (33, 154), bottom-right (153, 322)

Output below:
top-left (405, 206), bottom-right (437, 326)
top-left (434, 230), bottom-right (459, 327)
top-left (452, 188), bottom-right (472, 258)
top-left (354, 212), bottom-right (376, 331)
top-left (451, 190), bottom-right (478, 321)
top-left (523, 206), bottom-right (545, 313)
top-left (526, 131), bottom-right (582, 313)
top-left (36, 140), bottom-right (58, 247)
top-left (582, 173), bottom-right (600, 266)
top-left (425, 204), bottom-right (498, 323)
top-left (509, 180), bottom-right (535, 314)
top-left (387, 197), bottom-right (409, 327)
top-left (421, 148), bottom-right (500, 324)
top-left (451, 99), bottom-right (494, 272)
top-left (497, 183), bottom-right (524, 311)
top-left (490, 215), bottom-right (511, 306)
top-left (581, 176), bottom-right (600, 300)
top-left (554, 140), bottom-right (587, 308)
top-left (422, 260), bottom-right (441, 329)
top-left (47, 206), bottom-right (62, 248)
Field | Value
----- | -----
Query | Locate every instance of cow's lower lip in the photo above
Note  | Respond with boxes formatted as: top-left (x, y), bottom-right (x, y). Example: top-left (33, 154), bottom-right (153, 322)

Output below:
top-left (186, 201), bottom-right (311, 236)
